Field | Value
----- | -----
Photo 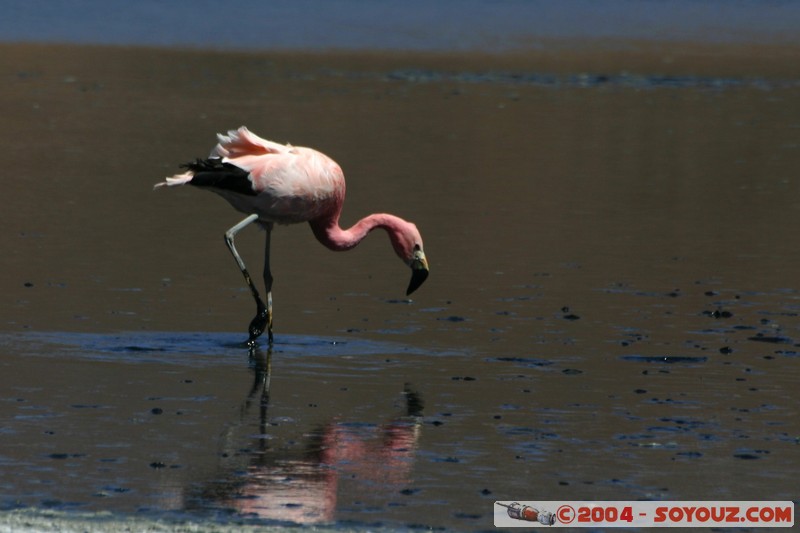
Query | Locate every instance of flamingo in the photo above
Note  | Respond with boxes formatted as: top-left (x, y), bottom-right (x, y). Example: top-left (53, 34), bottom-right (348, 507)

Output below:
top-left (154, 127), bottom-right (429, 346)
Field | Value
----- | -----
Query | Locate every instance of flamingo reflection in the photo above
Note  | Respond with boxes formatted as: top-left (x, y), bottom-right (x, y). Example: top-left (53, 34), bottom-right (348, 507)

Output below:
top-left (196, 348), bottom-right (424, 524)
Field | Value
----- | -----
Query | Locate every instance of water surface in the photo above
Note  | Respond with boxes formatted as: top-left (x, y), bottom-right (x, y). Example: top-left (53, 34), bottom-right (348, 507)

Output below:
top-left (1, 42), bottom-right (799, 529)
top-left (3, 0), bottom-right (800, 51)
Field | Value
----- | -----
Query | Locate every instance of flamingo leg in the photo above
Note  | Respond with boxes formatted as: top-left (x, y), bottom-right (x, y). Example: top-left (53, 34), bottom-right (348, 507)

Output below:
top-left (224, 214), bottom-right (273, 346)
top-left (262, 224), bottom-right (274, 345)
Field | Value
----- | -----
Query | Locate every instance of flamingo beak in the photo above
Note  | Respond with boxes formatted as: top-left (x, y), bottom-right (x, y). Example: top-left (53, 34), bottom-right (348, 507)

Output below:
top-left (406, 251), bottom-right (429, 296)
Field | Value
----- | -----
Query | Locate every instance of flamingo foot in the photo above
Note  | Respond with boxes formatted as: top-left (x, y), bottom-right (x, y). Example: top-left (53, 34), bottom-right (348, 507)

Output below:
top-left (246, 299), bottom-right (273, 347)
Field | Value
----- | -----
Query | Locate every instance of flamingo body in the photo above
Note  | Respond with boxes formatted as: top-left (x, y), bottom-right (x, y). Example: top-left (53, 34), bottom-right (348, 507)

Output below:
top-left (155, 127), bottom-right (429, 345)
top-left (162, 128), bottom-right (344, 225)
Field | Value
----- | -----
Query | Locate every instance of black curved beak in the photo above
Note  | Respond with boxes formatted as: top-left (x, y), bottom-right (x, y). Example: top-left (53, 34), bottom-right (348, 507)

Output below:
top-left (406, 252), bottom-right (429, 296)
top-left (407, 268), bottom-right (429, 295)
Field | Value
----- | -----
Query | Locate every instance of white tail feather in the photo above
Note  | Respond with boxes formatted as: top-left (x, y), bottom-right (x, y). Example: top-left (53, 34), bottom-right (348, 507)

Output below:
top-left (153, 171), bottom-right (193, 190)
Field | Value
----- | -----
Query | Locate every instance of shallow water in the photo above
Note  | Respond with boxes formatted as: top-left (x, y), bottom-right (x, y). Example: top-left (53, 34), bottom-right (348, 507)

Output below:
top-left (1, 43), bottom-right (799, 529)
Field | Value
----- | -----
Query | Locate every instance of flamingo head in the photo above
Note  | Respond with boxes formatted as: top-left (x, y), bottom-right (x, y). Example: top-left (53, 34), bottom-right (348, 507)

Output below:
top-left (406, 243), bottom-right (429, 295)
top-left (389, 221), bottom-right (428, 295)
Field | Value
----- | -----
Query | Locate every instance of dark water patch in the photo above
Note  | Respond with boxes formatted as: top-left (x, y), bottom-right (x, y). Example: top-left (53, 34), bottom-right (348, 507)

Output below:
top-left (646, 425), bottom-right (691, 434)
top-left (733, 449), bottom-right (771, 460)
top-left (734, 453), bottom-right (760, 460)
top-left (436, 315), bottom-right (467, 322)
top-left (419, 306), bottom-right (449, 313)
top-left (658, 417), bottom-right (707, 428)
top-left (497, 295), bottom-right (538, 302)
top-left (384, 298), bottom-right (413, 304)
top-left (645, 397), bottom-right (692, 406)
top-left (701, 309), bottom-right (733, 319)
top-left (677, 325), bottom-right (740, 337)
top-left (757, 310), bottom-right (799, 318)
top-left (621, 355), bottom-right (708, 364)
top-left (674, 451), bottom-right (703, 459)
top-left (489, 356), bottom-right (553, 368)
top-left (0, 331), bottom-right (462, 367)
top-left (98, 486), bottom-right (132, 495)
top-left (48, 453), bottom-right (86, 460)
top-left (616, 433), bottom-right (654, 441)
top-left (747, 334), bottom-right (793, 344)
top-left (118, 345), bottom-right (168, 353)
top-left (381, 68), bottom-right (798, 91)
top-left (0, 331), bottom-right (244, 363)
top-left (646, 418), bottom-right (709, 434)
top-left (499, 425), bottom-right (559, 440)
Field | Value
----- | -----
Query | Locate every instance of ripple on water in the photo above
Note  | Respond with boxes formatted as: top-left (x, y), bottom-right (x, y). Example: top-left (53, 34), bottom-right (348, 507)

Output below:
top-left (0, 331), bottom-right (463, 367)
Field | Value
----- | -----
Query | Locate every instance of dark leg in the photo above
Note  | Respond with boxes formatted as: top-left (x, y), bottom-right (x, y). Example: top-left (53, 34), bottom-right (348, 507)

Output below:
top-left (263, 226), bottom-right (274, 344)
top-left (224, 214), bottom-right (272, 346)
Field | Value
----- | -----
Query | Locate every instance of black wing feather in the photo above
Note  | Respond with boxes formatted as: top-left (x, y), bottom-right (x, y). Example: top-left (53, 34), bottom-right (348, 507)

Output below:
top-left (181, 158), bottom-right (257, 196)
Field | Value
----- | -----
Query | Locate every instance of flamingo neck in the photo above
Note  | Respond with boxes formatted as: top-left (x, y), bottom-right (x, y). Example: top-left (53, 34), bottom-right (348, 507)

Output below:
top-left (310, 213), bottom-right (406, 252)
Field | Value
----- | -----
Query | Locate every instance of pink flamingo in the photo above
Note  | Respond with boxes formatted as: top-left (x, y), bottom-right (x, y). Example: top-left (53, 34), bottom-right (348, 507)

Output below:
top-left (154, 127), bottom-right (429, 345)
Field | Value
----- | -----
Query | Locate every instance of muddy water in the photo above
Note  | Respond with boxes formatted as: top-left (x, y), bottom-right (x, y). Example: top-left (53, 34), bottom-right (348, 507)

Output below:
top-left (1, 43), bottom-right (799, 529)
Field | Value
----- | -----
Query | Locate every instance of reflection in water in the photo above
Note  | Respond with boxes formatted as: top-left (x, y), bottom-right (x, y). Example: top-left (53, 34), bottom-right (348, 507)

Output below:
top-left (192, 348), bottom-right (424, 524)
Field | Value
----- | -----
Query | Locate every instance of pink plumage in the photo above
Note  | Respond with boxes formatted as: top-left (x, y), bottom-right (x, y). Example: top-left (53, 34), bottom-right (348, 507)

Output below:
top-left (155, 126), bottom-right (429, 345)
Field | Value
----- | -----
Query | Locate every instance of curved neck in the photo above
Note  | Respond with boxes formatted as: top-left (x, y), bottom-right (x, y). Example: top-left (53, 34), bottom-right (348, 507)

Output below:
top-left (310, 213), bottom-right (406, 252)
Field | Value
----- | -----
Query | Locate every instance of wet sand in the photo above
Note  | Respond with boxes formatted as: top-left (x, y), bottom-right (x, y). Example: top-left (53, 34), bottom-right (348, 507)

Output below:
top-left (1, 42), bottom-right (799, 529)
